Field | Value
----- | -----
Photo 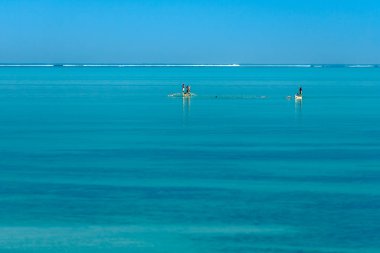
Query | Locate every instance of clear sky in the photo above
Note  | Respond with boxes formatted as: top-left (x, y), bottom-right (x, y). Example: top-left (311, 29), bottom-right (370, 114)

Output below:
top-left (1, 0), bottom-right (379, 64)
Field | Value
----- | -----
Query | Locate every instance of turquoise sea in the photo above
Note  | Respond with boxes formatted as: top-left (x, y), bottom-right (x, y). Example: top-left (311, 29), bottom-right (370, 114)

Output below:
top-left (0, 66), bottom-right (380, 253)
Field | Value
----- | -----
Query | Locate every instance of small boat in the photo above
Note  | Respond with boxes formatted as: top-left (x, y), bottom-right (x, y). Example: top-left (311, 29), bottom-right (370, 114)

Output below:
top-left (168, 92), bottom-right (195, 98)
top-left (295, 94), bottom-right (302, 100)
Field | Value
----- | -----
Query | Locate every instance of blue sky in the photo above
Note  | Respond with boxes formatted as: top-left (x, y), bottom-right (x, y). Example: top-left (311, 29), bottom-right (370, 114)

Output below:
top-left (1, 0), bottom-right (379, 64)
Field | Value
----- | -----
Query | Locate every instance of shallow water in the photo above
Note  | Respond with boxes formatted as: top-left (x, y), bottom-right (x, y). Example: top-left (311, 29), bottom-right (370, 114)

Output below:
top-left (0, 66), bottom-right (380, 252)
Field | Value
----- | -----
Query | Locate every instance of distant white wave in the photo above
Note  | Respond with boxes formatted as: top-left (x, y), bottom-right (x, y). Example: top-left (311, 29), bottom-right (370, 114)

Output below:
top-left (245, 64), bottom-right (311, 68)
top-left (68, 64), bottom-right (242, 67)
top-left (0, 64), bottom-right (241, 68)
top-left (2, 64), bottom-right (377, 68)
top-left (348, 65), bottom-right (374, 68)
top-left (0, 64), bottom-right (54, 67)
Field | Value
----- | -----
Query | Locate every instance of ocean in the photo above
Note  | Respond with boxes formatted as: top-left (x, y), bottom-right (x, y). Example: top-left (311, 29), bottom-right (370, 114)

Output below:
top-left (0, 65), bottom-right (379, 253)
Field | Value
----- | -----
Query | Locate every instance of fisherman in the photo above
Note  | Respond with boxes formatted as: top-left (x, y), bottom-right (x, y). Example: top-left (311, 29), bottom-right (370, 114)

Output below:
top-left (182, 83), bottom-right (185, 94)
top-left (299, 86), bottom-right (303, 96)
top-left (186, 85), bottom-right (191, 94)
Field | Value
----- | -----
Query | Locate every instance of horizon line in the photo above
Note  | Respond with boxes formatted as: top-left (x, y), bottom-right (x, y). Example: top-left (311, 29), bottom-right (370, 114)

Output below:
top-left (0, 63), bottom-right (379, 66)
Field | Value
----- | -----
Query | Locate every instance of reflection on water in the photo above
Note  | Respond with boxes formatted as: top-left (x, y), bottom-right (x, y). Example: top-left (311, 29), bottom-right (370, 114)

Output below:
top-left (295, 98), bottom-right (302, 111)
top-left (295, 98), bottom-right (302, 120)
top-left (182, 97), bottom-right (191, 123)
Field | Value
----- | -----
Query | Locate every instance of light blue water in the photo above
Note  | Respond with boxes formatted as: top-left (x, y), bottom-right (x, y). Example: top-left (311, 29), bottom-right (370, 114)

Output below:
top-left (0, 66), bottom-right (380, 253)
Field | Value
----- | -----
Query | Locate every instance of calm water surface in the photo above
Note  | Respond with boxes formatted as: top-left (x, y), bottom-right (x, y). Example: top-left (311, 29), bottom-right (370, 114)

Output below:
top-left (0, 66), bottom-right (380, 253)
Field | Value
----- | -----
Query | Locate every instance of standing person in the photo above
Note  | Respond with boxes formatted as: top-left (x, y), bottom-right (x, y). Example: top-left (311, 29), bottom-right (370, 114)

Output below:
top-left (186, 85), bottom-right (191, 94)
top-left (182, 83), bottom-right (185, 94)
top-left (299, 86), bottom-right (303, 96)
